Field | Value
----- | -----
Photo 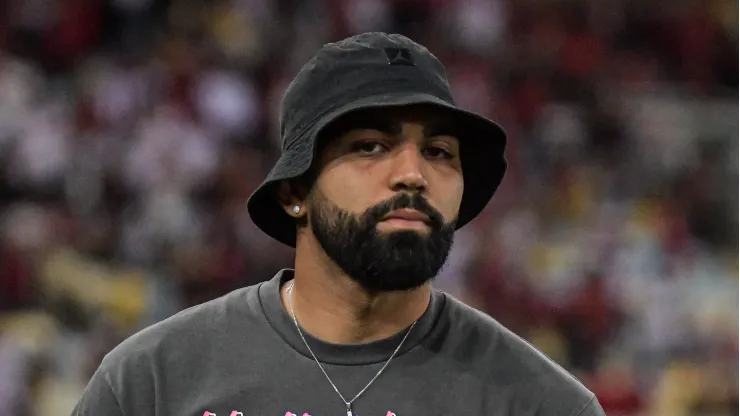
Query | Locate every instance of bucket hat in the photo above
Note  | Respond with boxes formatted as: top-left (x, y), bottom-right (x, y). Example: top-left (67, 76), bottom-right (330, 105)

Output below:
top-left (247, 32), bottom-right (507, 247)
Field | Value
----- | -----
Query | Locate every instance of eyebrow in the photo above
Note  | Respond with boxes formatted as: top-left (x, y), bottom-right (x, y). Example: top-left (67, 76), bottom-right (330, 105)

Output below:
top-left (423, 123), bottom-right (459, 139)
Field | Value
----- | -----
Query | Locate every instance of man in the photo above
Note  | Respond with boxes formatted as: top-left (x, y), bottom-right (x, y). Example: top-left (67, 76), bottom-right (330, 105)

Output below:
top-left (73, 33), bottom-right (605, 416)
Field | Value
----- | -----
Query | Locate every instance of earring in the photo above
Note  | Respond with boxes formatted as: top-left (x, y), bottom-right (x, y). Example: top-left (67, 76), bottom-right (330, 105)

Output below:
top-left (292, 205), bottom-right (301, 215)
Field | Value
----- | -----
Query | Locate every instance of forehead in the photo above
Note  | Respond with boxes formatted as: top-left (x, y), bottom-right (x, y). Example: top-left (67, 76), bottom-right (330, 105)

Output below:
top-left (321, 104), bottom-right (458, 139)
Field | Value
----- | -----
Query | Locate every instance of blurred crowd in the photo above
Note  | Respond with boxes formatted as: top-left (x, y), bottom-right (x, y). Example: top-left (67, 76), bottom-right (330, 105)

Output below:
top-left (0, 0), bottom-right (737, 415)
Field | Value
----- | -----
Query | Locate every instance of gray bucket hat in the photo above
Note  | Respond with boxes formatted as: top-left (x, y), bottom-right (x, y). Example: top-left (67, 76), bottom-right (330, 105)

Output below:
top-left (247, 32), bottom-right (507, 247)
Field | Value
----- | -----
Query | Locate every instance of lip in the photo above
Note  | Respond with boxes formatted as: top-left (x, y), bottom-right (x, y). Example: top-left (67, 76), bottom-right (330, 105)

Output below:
top-left (381, 209), bottom-right (430, 224)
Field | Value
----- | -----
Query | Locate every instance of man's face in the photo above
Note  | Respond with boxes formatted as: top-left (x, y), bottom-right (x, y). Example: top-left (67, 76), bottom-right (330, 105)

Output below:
top-left (301, 106), bottom-right (464, 292)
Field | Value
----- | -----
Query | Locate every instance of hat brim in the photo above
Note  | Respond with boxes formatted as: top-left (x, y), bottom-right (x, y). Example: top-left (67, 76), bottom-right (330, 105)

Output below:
top-left (247, 92), bottom-right (507, 247)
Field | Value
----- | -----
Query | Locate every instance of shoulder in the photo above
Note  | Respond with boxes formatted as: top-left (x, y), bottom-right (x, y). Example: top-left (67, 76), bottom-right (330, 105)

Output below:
top-left (76, 283), bottom-right (268, 414)
top-left (440, 293), bottom-right (600, 415)
top-left (100, 282), bottom-right (262, 375)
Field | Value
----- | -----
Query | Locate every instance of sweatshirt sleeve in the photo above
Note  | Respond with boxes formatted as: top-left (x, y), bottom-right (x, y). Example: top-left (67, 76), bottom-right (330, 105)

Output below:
top-left (574, 396), bottom-right (606, 416)
top-left (71, 365), bottom-right (125, 416)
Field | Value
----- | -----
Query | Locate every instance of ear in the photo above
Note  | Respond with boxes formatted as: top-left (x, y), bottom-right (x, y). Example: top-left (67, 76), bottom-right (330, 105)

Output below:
top-left (277, 180), bottom-right (305, 218)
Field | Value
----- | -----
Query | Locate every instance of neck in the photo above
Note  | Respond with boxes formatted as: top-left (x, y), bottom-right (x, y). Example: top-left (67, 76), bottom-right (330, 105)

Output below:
top-left (283, 237), bottom-right (431, 344)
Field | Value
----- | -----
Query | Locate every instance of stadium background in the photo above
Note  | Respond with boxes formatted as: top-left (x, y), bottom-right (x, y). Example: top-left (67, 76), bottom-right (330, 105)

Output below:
top-left (0, 0), bottom-right (737, 414)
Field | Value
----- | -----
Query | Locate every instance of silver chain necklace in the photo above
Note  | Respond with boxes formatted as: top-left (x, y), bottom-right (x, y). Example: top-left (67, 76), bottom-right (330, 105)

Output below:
top-left (285, 281), bottom-right (417, 416)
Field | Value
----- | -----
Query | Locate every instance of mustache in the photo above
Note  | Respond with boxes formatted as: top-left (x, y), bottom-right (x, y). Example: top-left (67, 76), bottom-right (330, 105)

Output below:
top-left (363, 193), bottom-right (446, 229)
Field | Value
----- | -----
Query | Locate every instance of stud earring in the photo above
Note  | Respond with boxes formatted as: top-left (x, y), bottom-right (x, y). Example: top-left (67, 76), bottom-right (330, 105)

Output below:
top-left (292, 205), bottom-right (301, 215)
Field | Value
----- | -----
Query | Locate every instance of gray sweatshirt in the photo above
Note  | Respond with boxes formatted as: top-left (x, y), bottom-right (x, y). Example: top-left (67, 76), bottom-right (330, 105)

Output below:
top-left (72, 270), bottom-right (605, 416)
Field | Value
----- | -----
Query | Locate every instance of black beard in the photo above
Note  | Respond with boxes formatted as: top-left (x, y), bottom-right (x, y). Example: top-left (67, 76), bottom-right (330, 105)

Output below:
top-left (308, 190), bottom-right (456, 292)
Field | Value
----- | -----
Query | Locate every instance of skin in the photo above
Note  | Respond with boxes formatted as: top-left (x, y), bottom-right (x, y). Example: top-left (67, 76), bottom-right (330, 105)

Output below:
top-left (278, 105), bottom-right (464, 344)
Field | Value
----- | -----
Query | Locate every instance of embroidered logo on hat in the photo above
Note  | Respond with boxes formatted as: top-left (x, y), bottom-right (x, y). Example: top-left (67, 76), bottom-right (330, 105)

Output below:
top-left (384, 48), bottom-right (415, 66)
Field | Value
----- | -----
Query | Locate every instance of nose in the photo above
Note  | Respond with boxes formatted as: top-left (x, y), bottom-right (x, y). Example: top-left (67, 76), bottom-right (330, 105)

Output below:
top-left (389, 142), bottom-right (428, 193)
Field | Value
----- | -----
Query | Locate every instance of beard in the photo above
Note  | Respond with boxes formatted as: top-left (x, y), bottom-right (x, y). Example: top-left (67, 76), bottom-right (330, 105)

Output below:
top-left (307, 190), bottom-right (456, 292)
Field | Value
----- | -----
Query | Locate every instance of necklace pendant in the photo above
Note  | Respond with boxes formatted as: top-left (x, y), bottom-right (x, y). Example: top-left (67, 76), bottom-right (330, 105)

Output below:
top-left (346, 407), bottom-right (353, 416)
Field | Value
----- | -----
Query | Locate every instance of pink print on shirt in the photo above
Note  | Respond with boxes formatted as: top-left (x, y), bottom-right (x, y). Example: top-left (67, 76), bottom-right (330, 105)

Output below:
top-left (283, 412), bottom-right (396, 416)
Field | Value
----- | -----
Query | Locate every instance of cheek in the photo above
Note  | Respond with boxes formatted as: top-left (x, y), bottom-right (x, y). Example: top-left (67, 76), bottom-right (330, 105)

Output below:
top-left (314, 168), bottom-right (377, 214)
top-left (434, 175), bottom-right (464, 222)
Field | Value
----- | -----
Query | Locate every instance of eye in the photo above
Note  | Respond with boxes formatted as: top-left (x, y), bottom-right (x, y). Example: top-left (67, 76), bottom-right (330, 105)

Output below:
top-left (422, 146), bottom-right (454, 160)
top-left (351, 141), bottom-right (387, 155)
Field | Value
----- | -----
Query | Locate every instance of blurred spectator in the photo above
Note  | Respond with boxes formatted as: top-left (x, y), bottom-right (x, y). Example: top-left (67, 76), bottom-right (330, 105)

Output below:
top-left (0, 242), bottom-right (33, 311)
